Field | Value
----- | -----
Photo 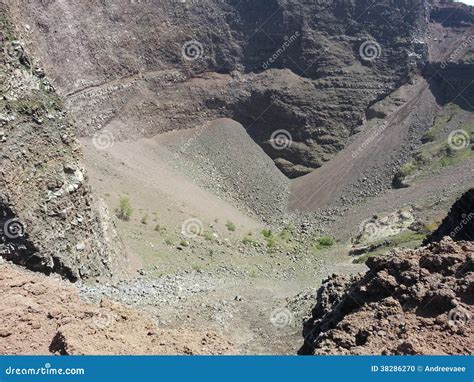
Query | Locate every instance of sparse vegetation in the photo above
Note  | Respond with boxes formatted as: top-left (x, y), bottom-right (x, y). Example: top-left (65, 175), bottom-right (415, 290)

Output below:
top-left (260, 229), bottom-right (277, 249)
top-left (353, 230), bottom-right (426, 264)
top-left (116, 196), bottom-right (133, 221)
top-left (164, 237), bottom-right (174, 246)
top-left (226, 221), bottom-right (236, 232)
top-left (314, 236), bottom-right (335, 250)
top-left (395, 105), bottom-right (473, 186)
top-left (154, 224), bottom-right (166, 234)
top-left (201, 231), bottom-right (215, 241)
top-left (242, 234), bottom-right (259, 246)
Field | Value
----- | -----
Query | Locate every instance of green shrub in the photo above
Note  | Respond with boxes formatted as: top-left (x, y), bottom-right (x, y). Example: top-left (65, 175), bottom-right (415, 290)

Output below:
top-left (266, 236), bottom-right (277, 249)
top-left (154, 224), bottom-right (166, 234)
top-left (226, 221), bottom-right (236, 231)
top-left (201, 231), bottom-right (215, 241)
top-left (116, 196), bottom-right (133, 221)
top-left (315, 236), bottom-right (335, 249)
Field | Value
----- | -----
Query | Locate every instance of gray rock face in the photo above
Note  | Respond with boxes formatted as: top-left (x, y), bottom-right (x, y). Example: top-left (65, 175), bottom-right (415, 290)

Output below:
top-left (6, 0), bottom-right (431, 177)
top-left (0, 13), bottom-right (125, 281)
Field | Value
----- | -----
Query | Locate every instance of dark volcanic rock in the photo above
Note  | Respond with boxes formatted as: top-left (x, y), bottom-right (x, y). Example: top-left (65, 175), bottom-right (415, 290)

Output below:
top-left (300, 238), bottom-right (473, 355)
top-left (425, 188), bottom-right (474, 243)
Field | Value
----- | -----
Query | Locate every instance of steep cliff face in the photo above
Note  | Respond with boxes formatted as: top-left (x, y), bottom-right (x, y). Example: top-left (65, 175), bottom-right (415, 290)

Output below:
top-left (0, 8), bottom-right (125, 281)
top-left (6, 0), bottom-right (430, 177)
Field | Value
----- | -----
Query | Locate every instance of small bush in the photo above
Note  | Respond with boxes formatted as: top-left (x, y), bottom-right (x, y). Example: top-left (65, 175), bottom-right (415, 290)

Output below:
top-left (202, 231), bottom-right (215, 241)
top-left (266, 236), bottom-right (277, 249)
top-left (154, 224), bottom-right (166, 234)
top-left (261, 229), bottom-right (272, 238)
top-left (226, 221), bottom-right (236, 231)
top-left (315, 236), bottom-right (335, 249)
top-left (141, 213), bottom-right (148, 225)
top-left (116, 196), bottom-right (133, 221)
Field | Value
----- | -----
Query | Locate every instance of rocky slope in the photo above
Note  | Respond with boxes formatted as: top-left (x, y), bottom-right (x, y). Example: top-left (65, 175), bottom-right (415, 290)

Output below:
top-left (0, 9), bottom-right (125, 281)
top-left (299, 237), bottom-right (473, 355)
top-left (5, 0), bottom-right (430, 177)
top-left (0, 259), bottom-right (233, 355)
